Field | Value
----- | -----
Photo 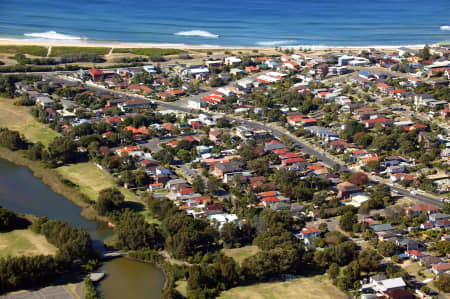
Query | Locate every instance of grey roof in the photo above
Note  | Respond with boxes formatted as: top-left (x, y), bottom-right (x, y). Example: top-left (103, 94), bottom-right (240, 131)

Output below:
top-left (378, 277), bottom-right (406, 290)
top-left (305, 126), bottom-right (338, 137)
top-left (370, 274), bottom-right (387, 282)
top-left (370, 223), bottom-right (395, 232)
top-left (264, 143), bottom-right (286, 151)
top-left (214, 161), bottom-right (244, 173)
top-left (166, 178), bottom-right (187, 186)
top-left (430, 213), bottom-right (449, 220)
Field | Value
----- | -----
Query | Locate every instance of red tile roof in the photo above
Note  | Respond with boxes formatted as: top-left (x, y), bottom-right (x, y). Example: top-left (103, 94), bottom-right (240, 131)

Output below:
top-left (179, 188), bottom-right (195, 195)
top-left (282, 157), bottom-right (306, 165)
top-left (405, 250), bottom-right (424, 257)
top-left (89, 68), bottom-right (103, 76)
top-left (258, 190), bottom-right (278, 198)
top-left (405, 204), bottom-right (440, 213)
top-left (301, 226), bottom-right (320, 235)
top-left (432, 263), bottom-right (450, 272)
top-left (262, 196), bottom-right (280, 203)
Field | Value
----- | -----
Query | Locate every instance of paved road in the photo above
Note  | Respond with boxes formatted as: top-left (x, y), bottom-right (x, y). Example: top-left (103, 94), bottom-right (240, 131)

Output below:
top-left (0, 286), bottom-right (75, 299)
top-left (53, 74), bottom-right (444, 207)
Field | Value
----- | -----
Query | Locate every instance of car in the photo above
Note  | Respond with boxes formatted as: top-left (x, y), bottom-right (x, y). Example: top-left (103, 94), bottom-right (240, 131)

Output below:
top-left (411, 191), bottom-right (416, 195)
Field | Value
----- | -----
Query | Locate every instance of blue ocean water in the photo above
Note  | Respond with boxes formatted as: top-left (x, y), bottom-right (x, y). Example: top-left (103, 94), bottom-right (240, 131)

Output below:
top-left (0, 0), bottom-right (449, 47)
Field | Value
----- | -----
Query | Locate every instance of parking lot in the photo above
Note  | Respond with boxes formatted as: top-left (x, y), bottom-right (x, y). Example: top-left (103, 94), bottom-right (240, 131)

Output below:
top-left (0, 286), bottom-right (75, 299)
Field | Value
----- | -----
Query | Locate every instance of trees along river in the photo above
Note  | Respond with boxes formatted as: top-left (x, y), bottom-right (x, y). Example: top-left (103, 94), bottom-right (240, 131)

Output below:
top-left (0, 158), bottom-right (165, 299)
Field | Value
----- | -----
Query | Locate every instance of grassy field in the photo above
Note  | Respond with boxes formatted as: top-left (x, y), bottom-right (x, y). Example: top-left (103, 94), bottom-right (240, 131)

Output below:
top-left (112, 48), bottom-right (183, 56)
top-left (50, 46), bottom-right (110, 57)
top-left (175, 279), bottom-right (187, 297)
top-left (221, 245), bottom-right (260, 265)
top-left (0, 98), bottom-right (60, 147)
top-left (218, 275), bottom-right (345, 299)
top-left (0, 45), bottom-right (48, 57)
top-left (56, 162), bottom-right (139, 202)
top-left (0, 229), bottom-right (57, 257)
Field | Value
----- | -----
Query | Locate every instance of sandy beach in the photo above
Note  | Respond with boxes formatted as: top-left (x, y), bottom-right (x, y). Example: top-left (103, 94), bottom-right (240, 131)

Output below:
top-left (0, 38), bottom-right (428, 52)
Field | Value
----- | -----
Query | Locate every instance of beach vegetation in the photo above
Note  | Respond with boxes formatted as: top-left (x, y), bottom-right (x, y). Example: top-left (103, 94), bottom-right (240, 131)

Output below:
top-left (49, 46), bottom-right (110, 56)
top-left (0, 45), bottom-right (48, 57)
top-left (112, 48), bottom-right (183, 56)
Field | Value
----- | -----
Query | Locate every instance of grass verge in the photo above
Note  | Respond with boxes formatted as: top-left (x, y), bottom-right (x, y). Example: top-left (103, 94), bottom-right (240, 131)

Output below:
top-left (221, 245), bottom-right (260, 265)
top-left (0, 229), bottom-right (57, 257)
top-left (0, 98), bottom-right (60, 147)
top-left (218, 275), bottom-right (345, 299)
top-left (56, 162), bottom-right (138, 203)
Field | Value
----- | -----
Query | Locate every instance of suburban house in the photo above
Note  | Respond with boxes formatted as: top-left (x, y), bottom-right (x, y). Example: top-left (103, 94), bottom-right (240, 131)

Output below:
top-left (88, 68), bottom-right (104, 82)
top-left (432, 262), bottom-right (450, 275)
top-left (35, 95), bottom-right (54, 108)
top-left (118, 99), bottom-right (153, 112)
top-left (212, 161), bottom-right (245, 180)
top-left (404, 250), bottom-right (425, 260)
top-left (337, 181), bottom-right (361, 198)
top-left (429, 213), bottom-right (449, 223)
top-left (361, 276), bottom-right (406, 294)
top-left (404, 204), bottom-right (440, 216)
top-left (209, 130), bottom-right (222, 143)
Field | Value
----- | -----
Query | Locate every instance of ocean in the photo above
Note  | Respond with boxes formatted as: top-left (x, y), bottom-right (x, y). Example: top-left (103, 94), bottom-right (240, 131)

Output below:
top-left (0, 0), bottom-right (449, 47)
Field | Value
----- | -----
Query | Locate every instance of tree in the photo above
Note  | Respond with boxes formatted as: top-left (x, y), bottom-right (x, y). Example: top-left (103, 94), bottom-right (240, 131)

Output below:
top-left (436, 241), bottom-right (450, 255)
top-left (192, 175), bottom-right (205, 194)
top-left (48, 136), bottom-right (77, 164)
top-left (358, 249), bottom-right (380, 273)
top-left (349, 172), bottom-right (368, 185)
top-left (96, 188), bottom-right (124, 216)
top-left (434, 273), bottom-right (450, 293)
top-left (328, 263), bottom-right (339, 279)
top-left (371, 184), bottom-right (391, 202)
top-left (377, 240), bottom-right (400, 257)
top-left (116, 210), bottom-right (163, 250)
top-left (366, 160), bottom-right (380, 171)
top-left (207, 176), bottom-right (220, 195)
top-left (0, 128), bottom-right (27, 151)
top-left (339, 211), bottom-right (357, 232)
top-left (442, 202), bottom-right (450, 214)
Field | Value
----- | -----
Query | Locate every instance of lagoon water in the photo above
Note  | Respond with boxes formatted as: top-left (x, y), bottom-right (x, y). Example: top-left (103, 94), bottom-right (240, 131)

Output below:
top-left (0, 0), bottom-right (449, 47)
top-left (0, 158), bottom-right (164, 299)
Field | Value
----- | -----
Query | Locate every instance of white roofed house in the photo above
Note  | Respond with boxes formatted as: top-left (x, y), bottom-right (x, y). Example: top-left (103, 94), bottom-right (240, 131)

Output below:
top-left (224, 56), bottom-right (242, 66)
top-left (35, 95), bottom-right (54, 108)
top-left (208, 213), bottom-right (238, 230)
top-left (143, 65), bottom-right (157, 74)
top-left (360, 276), bottom-right (406, 295)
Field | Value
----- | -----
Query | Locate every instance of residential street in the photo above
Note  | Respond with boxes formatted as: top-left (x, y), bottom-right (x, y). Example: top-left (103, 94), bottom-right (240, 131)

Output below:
top-left (53, 73), bottom-right (445, 208)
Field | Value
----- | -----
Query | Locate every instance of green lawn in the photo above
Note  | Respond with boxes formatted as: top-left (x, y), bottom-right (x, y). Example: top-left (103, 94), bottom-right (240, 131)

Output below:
top-left (219, 275), bottom-right (345, 299)
top-left (0, 229), bottom-right (57, 257)
top-left (175, 279), bottom-right (187, 297)
top-left (139, 210), bottom-right (161, 225)
top-left (56, 162), bottom-right (138, 202)
top-left (221, 245), bottom-right (260, 265)
top-left (0, 98), bottom-right (60, 147)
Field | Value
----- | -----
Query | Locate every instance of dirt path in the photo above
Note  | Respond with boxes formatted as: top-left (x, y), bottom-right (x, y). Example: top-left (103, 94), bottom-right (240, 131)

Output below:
top-left (47, 46), bottom-right (52, 57)
top-left (160, 250), bottom-right (192, 266)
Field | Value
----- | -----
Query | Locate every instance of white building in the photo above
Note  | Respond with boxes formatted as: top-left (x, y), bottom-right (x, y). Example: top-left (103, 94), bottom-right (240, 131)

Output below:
top-left (225, 56), bottom-right (242, 66)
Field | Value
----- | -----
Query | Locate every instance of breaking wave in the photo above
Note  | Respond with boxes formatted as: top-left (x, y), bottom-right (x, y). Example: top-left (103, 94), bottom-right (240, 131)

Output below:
top-left (174, 30), bottom-right (219, 38)
top-left (24, 31), bottom-right (84, 40)
top-left (441, 25), bottom-right (450, 31)
top-left (256, 40), bottom-right (296, 46)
